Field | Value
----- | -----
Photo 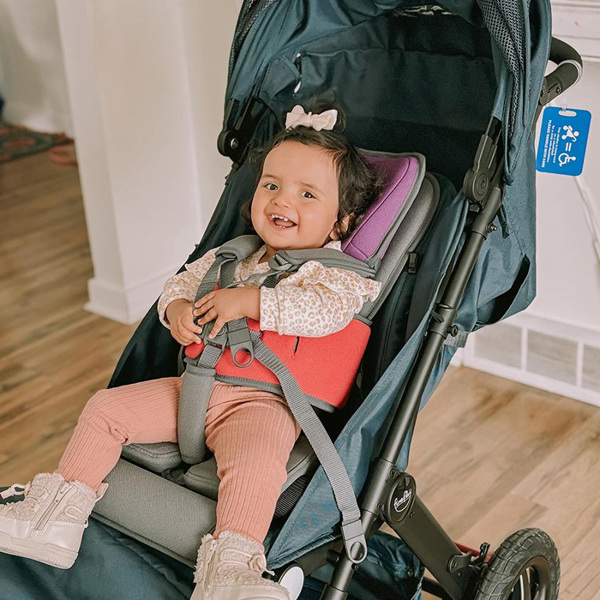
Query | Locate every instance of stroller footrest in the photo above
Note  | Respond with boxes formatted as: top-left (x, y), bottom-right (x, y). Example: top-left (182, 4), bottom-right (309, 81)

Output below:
top-left (94, 459), bottom-right (216, 565)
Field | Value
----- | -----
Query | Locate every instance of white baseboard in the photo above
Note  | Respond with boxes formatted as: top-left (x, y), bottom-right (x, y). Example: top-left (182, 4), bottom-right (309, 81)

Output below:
top-left (450, 348), bottom-right (464, 366)
top-left (85, 269), bottom-right (174, 325)
top-left (3, 102), bottom-right (73, 135)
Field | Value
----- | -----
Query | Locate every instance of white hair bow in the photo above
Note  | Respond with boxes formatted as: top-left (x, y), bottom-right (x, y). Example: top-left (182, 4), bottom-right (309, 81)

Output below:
top-left (285, 105), bottom-right (338, 131)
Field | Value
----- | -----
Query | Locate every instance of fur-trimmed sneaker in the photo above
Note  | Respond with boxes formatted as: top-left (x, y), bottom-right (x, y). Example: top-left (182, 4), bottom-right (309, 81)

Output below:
top-left (191, 531), bottom-right (289, 600)
top-left (0, 472), bottom-right (107, 569)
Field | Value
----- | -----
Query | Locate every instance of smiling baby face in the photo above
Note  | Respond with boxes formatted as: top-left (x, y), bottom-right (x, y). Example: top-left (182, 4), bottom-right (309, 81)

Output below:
top-left (250, 140), bottom-right (341, 261)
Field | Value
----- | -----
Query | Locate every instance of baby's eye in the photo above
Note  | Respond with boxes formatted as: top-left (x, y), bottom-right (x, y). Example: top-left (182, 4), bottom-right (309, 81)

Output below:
top-left (265, 183), bottom-right (278, 191)
top-left (301, 191), bottom-right (315, 199)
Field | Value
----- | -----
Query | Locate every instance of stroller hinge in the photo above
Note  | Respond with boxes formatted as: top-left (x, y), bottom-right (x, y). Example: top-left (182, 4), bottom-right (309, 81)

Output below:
top-left (463, 117), bottom-right (503, 208)
top-left (218, 97), bottom-right (269, 165)
top-left (429, 303), bottom-right (456, 340)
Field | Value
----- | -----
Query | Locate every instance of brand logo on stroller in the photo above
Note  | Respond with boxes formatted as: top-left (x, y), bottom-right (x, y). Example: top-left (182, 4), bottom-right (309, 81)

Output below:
top-left (393, 490), bottom-right (412, 513)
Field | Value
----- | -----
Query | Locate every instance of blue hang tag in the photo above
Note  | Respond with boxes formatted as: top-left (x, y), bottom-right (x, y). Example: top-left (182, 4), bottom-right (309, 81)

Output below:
top-left (536, 107), bottom-right (591, 176)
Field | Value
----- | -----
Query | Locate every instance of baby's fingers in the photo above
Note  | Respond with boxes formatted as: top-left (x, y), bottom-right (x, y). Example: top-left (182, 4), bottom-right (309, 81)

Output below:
top-left (197, 308), bottom-right (218, 326)
top-left (175, 321), bottom-right (202, 344)
top-left (194, 293), bottom-right (215, 314)
top-left (171, 329), bottom-right (193, 346)
top-left (183, 314), bottom-right (204, 334)
top-left (209, 318), bottom-right (226, 339)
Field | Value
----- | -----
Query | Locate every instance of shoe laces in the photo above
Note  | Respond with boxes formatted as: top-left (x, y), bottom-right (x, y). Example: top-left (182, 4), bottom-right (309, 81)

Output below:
top-left (197, 540), bottom-right (275, 589)
top-left (0, 482), bottom-right (40, 518)
top-left (219, 547), bottom-right (274, 577)
top-left (1, 483), bottom-right (29, 500)
top-left (247, 553), bottom-right (275, 576)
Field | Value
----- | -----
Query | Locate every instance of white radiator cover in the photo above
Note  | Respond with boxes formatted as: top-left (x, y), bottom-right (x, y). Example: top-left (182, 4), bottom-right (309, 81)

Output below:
top-left (462, 314), bottom-right (600, 408)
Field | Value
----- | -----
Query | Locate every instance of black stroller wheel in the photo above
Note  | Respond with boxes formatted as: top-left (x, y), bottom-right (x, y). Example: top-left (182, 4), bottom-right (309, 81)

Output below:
top-left (475, 528), bottom-right (560, 600)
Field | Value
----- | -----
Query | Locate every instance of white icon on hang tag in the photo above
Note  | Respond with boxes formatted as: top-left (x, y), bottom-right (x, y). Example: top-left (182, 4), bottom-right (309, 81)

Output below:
top-left (558, 153), bottom-right (577, 167)
top-left (561, 125), bottom-right (579, 141)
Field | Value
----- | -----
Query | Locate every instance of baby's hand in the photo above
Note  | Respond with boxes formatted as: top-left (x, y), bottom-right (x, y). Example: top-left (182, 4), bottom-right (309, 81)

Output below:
top-left (165, 299), bottom-right (203, 346)
top-left (194, 288), bottom-right (260, 339)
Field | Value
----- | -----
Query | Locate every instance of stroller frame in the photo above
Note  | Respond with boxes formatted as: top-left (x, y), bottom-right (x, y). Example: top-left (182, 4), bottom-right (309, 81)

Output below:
top-left (268, 38), bottom-right (581, 600)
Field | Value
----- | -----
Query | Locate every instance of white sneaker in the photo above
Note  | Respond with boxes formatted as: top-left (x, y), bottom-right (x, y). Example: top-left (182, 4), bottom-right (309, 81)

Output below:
top-left (0, 473), bottom-right (107, 569)
top-left (191, 531), bottom-right (289, 600)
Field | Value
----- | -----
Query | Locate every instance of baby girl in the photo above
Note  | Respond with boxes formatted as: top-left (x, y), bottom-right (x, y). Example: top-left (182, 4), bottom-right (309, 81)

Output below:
top-left (0, 102), bottom-right (382, 600)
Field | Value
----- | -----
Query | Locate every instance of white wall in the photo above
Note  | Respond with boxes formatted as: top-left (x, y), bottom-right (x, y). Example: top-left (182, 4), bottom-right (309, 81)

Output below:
top-left (0, 0), bottom-right (72, 133)
top-left (0, 0), bottom-right (239, 324)
top-left (530, 8), bottom-right (600, 329)
top-left (53, 0), bottom-right (238, 324)
top-left (181, 1), bottom-right (242, 210)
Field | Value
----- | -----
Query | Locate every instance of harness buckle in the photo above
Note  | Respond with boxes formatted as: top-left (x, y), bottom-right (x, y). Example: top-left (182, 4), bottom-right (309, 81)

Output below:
top-left (203, 326), bottom-right (229, 350)
top-left (269, 253), bottom-right (294, 272)
top-left (340, 518), bottom-right (367, 565)
top-left (226, 318), bottom-right (255, 368)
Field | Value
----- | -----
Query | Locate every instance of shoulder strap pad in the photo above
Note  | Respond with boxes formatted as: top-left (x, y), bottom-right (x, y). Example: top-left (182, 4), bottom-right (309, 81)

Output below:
top-left (195, 235), bottom-right (263, 299)
top-left (270, 248), bottom-right (376, 279)
top-left (215, 234), bottom-right (264, 261)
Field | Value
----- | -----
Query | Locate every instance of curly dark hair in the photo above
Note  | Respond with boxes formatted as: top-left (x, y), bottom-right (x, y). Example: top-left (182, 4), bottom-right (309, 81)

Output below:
top-left (243, 100), bottom-right (383, 242)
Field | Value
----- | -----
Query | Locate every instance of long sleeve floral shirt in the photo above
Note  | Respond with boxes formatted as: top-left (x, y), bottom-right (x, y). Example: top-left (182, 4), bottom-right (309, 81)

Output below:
top-left (158, 241), bottom-right (381, 338)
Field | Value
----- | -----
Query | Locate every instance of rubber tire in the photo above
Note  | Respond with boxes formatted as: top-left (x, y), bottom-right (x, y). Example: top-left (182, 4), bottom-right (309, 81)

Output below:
top-left (475, 528), bottom-right (560, 600)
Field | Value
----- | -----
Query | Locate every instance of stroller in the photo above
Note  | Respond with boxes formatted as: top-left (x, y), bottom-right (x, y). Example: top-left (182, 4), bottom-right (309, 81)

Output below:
top-left (0, 1), bottom-right (582, 599)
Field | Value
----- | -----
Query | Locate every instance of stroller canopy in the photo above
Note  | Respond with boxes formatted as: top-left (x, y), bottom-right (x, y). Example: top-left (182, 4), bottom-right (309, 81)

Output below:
top-left (225, 0), bottom-right (551, 181)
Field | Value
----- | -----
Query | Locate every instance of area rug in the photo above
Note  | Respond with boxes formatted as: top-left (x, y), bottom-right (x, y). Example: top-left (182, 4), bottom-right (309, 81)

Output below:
top-left (0, 120), bottom-right (73, 163)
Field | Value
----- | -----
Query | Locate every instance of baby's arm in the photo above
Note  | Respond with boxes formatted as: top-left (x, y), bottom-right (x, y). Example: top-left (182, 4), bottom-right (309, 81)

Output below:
top-left (193, 260), bottom-right (381, 339)
top-left (158, 248), bottom-right (219, 345)
top-left (259, 263), bottom-right (381, 337)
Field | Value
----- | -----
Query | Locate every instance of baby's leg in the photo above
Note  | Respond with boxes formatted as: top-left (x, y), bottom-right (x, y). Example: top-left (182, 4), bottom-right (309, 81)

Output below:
top-left (205, 382), bottom-right (301, 545)
top-left (0, 377), bottom-right (182, 569)
top-left (57, 377), bottom-right (182, 491)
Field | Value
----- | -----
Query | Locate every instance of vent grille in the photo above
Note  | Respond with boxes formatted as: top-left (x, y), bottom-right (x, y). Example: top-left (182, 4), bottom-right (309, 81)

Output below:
top-left (463, 315), bottom-right (600, 407)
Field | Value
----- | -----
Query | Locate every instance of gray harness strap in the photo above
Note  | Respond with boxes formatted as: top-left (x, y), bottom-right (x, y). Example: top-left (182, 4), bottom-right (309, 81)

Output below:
top-left (251, 332), bottom-right (367, 564)
top-left (194, 257), bottom-right (227, 303)
top-left (194, 235), bottom-right (264, 303)
top-left (225, 245), bottom-right (376, 290)
top-left (271, 248), bottom-right (376, 279)
top-left (178, 343), bottom-right (223, 464)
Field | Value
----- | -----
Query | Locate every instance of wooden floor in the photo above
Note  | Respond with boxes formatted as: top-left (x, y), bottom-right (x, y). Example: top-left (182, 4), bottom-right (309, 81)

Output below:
top-left (1, 153), bottom-right (599, 599)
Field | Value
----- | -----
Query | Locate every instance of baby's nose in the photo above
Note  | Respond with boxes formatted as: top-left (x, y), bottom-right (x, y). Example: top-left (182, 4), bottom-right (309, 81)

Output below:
top-left (273, 193), bottom-right (292, 208)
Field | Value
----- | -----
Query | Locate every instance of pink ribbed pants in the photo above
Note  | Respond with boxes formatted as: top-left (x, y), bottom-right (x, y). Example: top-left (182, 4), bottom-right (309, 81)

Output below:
top-left (56, 378), bottom-right (301, 545)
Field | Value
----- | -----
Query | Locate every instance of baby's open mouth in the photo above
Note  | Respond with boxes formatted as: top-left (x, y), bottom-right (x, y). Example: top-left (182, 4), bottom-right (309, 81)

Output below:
top-left (269, 213), bottom-right (296, 228)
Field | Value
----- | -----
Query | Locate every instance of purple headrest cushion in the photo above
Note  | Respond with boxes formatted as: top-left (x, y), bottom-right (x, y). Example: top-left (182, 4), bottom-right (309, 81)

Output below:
top-left (341, 155), bottom-right (420, 262)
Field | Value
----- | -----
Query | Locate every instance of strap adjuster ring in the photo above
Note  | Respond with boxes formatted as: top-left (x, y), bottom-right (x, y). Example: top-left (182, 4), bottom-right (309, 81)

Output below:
top-left (341, 518), bottom-right (367, 564)
top-left (227, 319), bottom-right (255, 368)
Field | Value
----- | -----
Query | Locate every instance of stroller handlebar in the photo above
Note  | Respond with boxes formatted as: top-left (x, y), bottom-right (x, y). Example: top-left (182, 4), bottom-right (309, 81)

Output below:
top-left (533, 37), bottom-right (583, 129)
top-left (544, 37), bottom-right (583, 101)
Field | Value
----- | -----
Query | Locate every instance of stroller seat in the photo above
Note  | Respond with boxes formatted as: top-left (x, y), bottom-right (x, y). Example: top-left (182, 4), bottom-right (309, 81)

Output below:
top-left (93, 151), bottom-right (442, 566)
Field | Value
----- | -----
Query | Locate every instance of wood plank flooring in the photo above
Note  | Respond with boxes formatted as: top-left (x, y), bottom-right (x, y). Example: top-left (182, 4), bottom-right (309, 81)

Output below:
top-left (0, 153), bottom-right (137, 485)
top-left (408, 368), bottom-right (600, 600)
top-left (1, 152), bottom-right (599, 599)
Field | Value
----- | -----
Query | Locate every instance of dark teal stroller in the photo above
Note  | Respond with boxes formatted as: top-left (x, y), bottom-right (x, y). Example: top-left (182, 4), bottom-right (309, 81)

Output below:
top-left (0, 1), bottom-right (582, 599)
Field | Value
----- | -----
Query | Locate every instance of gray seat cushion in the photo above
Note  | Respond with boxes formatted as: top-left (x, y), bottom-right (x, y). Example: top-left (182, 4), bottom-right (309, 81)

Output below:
top-left (183, 435), bottom-right (317, 500)
top-left (121, 442), bottom-right (182, 474)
